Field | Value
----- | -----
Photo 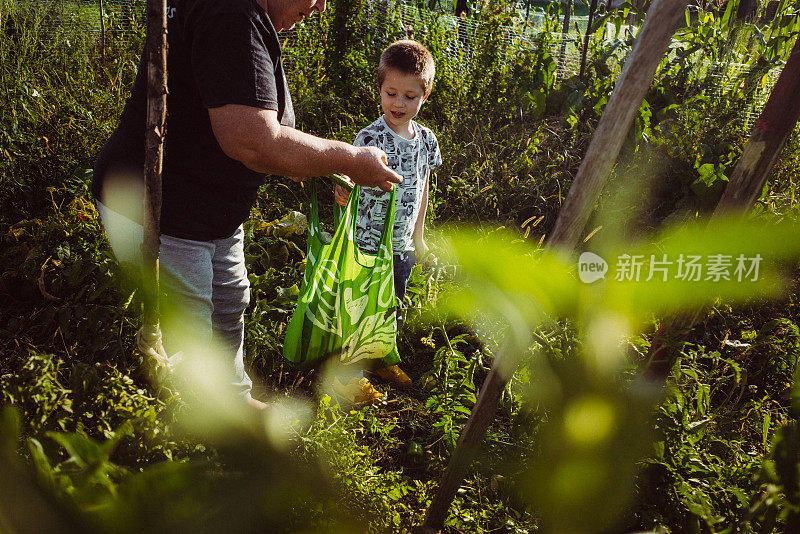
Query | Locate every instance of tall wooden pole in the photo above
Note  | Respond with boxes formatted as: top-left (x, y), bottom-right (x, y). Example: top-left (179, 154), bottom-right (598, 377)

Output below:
top-left (555, 0), bottom-right (573, 84)
top-left (418, 2), bottom-right (689, 531)
top-left (98, 0), bottom-right (106, 64)
top-left (642, 36), bottom-right (800, 381)
top-left (141, 0), bottom-right (167, 336)
top-left (579, 0), bottom-right (600, 78)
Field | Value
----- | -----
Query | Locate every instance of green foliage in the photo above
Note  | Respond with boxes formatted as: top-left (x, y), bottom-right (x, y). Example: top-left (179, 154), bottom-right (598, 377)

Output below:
top-left (421, 332), bottom-right (478, 451)
top-left (438, 221), bottom-right (800, 532)
top-left (1, 190), bottom-right (141, 365)
top-left (639, 345), bottom-right (769, 531)
top-left (0, 351), bottom-right (196, 466)
top-left (0, 0), bottom-right (143, 225)
top-left (296, 396), bottom-right (414, 531)
top-left (634, 317), bottom-right (800, 532)
top-left (2, 0), bottom-right (800, 532)
top-left (241, 211), bottom-right (309, 377)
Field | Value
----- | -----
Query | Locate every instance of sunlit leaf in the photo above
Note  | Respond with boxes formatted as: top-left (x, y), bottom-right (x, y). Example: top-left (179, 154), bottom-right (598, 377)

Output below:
top-left (594, 217), bottom-right (800, 320)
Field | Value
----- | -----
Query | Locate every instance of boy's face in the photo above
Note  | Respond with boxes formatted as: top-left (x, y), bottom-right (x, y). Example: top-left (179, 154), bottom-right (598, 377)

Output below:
top-left (379, 67), bottom-right (428, 133)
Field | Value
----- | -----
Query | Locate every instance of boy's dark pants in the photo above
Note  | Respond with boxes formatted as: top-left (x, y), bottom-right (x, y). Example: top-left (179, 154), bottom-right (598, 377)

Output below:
top-left (393, 251), bottom-right (416, 332)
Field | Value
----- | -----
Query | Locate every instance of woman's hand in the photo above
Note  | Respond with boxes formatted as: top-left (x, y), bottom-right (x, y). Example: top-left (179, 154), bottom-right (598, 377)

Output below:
top-left (350, 146), bottom-right (402, 192)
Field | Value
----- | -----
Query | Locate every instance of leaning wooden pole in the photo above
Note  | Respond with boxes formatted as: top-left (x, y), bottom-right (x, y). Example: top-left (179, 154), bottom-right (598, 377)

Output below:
top-left (548, 0), bottom-right (688, 251)
top-left (642, 35), bottom-right (800, 381)
top-left (713, 38), bottom-right (800, 216)
top-left (418, 2), bottom-right (689, 531)
top-left (141, 0), bottom-right (168, 337)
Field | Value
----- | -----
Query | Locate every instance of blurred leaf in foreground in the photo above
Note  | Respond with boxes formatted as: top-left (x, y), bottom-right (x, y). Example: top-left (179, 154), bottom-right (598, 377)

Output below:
top-left (434, 216), bottom-right (800, 533)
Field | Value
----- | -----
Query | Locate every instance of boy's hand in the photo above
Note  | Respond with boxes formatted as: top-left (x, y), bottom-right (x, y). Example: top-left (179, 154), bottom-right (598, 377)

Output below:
top-left (334, 175), bottom-right (353, 206)
top-left (414, 239), bottom-right (436, 266)
top-left (334, 185), bottom-right (348, 206)
top-left (350, 146), bottom-right (402, 192)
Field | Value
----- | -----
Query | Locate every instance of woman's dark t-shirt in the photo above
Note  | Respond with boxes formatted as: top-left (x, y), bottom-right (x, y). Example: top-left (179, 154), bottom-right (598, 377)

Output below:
top-left (92, 0), bottom-right (295, 241)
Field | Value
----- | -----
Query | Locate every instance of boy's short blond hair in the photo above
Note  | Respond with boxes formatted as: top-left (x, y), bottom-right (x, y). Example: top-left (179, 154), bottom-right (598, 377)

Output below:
top-left (378, 40), bottom-right (435, 96)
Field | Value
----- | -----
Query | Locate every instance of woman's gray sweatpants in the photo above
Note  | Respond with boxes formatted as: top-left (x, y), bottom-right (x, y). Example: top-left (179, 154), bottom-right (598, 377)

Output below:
top-left (96, 201), bottom-right (253, 400)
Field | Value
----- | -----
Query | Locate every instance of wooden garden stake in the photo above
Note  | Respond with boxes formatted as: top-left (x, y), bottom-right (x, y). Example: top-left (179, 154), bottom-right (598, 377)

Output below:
top-left (579, 0), bottom-right (599, 78)
top-left (418, 1), bottom-right (688, 531)
top-left (98, 0), bottom-right (106, 64)
top-left (141, 0), bottom-right (168, 342)
top-left (713, 38), bottom-right (800, 217)
top-left (548, 0), bottom-right (688, 251)
top-left (555, 0), bottom-right (573, 84)
top-left (642, 36), bottom-right (800, 381)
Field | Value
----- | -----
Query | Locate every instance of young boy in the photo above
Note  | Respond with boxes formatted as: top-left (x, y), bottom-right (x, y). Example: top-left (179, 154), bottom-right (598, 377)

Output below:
top-left (334, 40), bottom-right (442, 402)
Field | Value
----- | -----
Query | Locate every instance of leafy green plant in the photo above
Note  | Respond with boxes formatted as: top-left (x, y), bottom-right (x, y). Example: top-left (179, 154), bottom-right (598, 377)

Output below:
top-left (420, 332), bottom-right (478, 451)
top-left (0, 0), bottom-right (143, 225)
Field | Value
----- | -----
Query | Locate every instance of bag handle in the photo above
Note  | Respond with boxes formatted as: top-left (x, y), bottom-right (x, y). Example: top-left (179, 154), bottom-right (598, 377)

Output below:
top-left (308, 179), bottom-right (349, 235)
top-left (377, 186), bottom-right (395, 251)
top-left (346, 185), bottom-right (395, 254)
top-left (306, 179), bottom-right (324, 244)
top-left (310, 178), bottom-right (396, 254)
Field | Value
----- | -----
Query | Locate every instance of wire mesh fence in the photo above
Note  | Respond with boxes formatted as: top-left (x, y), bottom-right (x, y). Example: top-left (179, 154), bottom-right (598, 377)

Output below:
top-left (19, 0), bottom-right (144, 32)
top-left (17, 0), bottom-right (786, 132)
top-left (280, 1), bottom-right (590, 84)
top-left (283, 0), bottom-right (781, 131)
top-left (706, 62), bottom-right (782, 129)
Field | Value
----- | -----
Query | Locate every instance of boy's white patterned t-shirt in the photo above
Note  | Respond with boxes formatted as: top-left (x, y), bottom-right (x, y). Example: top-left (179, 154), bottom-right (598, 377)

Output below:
top-left (353, 116), bottom-right (442, 254)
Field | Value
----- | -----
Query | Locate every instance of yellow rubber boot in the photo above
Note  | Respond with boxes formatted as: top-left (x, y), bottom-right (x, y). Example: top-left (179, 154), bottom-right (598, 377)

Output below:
top-left (332, 376), bottom-right (385, 405)
top-left (371, 365), bottom-right (412, 389)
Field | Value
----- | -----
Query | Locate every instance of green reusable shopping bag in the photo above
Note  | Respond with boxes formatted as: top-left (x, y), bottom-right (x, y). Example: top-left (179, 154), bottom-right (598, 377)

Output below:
top-left (283, 181), bottom-right (400, 369)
